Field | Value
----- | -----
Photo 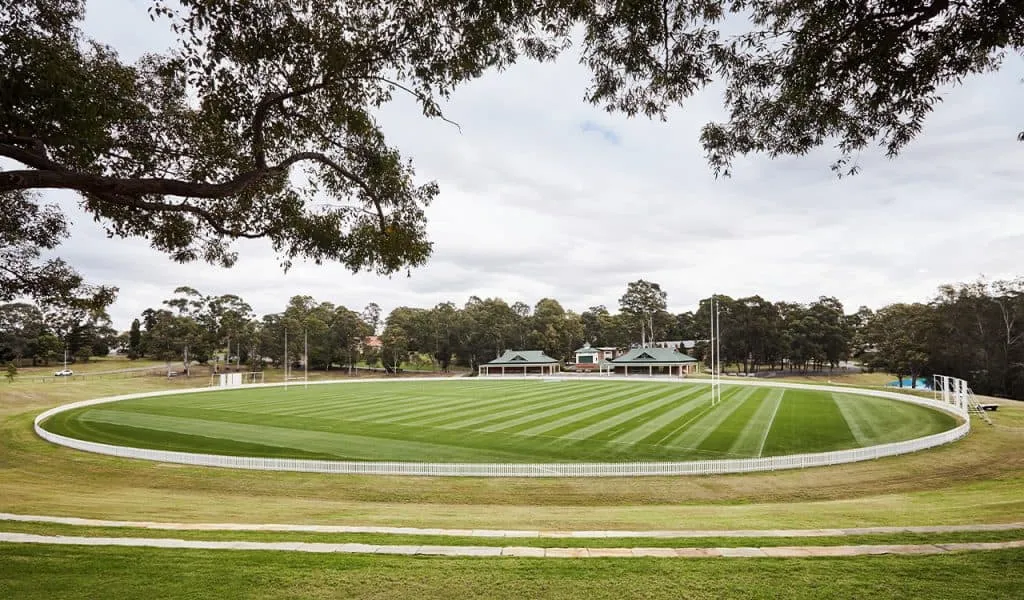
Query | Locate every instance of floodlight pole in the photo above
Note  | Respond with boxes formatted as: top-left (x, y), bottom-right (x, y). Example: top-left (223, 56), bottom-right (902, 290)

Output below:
top-left (304, 329), bottom-right (308, 389)
top-left (284, 329), bottom-right (288, 390)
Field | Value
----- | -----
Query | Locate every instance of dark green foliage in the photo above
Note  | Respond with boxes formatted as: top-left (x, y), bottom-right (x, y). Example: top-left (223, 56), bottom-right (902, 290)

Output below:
top-left (5, 0), bottom-right (1021, 311)
top-left (127, 319), bottom-right (142, 359)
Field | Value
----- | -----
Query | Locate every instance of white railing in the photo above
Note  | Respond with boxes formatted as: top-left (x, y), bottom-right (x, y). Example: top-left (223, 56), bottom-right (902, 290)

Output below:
top-left (33, 376), bottom-right (971, 477)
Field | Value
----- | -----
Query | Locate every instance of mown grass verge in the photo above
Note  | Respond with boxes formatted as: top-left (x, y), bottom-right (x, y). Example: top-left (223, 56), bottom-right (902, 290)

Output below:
top-left (2, 544), bottom-right (1023, 600)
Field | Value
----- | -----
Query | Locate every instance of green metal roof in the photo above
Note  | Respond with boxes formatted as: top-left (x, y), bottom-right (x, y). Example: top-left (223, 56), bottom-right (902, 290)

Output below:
top-left (610, 347), bottom-right (698, 364)
top-left (486, 350), bottom-right (560, 365)
top-left (574, 345), bottom-right (599, 354)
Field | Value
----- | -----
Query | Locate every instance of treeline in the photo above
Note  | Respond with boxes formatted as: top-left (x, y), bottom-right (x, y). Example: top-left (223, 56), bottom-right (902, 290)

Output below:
top-left (4, 279), bottom-right (1024, 399)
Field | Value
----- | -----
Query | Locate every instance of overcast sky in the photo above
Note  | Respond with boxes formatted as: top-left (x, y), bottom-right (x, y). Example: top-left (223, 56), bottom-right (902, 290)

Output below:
top-left (39, 1), bottom-right (1024, 329)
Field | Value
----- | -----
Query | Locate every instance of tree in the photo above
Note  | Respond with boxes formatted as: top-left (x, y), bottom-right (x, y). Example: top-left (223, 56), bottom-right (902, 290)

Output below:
top-left (460, 297), bottom-right (517, 369)
top-left (0, 192), bottom-right (116, 312)
top-left (140, 309), bottom-right (207, 374)
top-left (528, 298), bottom-right (583, 361)
top-left (866, 303), bottom-right (934, 387)
top-left (333, 306), bottom-right (372, 372)
top-left (0, 303), bottom-right (46, 364)
top-left (571, 1), bottom-right (1024, 176)
top-left (128, 318), bottom-right (142, 359)
top-left (4, 0), bottom-right (581, 292)
top-left (361, 303), bottom-right (383, 336)
top-left (380, 326), bottom-right (408, 373)
top-left (13, 2), bottom-right (1015, 312)
top-left (619, 280), bottom-right (668, 347)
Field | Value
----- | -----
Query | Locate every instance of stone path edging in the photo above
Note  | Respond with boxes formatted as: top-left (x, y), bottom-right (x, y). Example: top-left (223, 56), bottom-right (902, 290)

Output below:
top-left (2, 513), bottom-right (1022, 538)
top-left (3, 532), bottom-right (1023, 558)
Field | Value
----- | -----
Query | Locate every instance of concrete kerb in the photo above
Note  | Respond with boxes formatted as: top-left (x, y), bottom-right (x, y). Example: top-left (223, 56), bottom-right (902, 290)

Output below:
top-left (32, 375), bottom-right (970, 478)
top-left (3, 532), bottom-right (1023, 558)
top-left (3, 513), bottom-right (1022, 538)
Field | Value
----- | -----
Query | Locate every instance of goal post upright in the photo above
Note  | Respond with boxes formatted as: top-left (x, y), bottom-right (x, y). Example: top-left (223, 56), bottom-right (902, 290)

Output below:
top-left (710, 294), bottom-right (721, 406)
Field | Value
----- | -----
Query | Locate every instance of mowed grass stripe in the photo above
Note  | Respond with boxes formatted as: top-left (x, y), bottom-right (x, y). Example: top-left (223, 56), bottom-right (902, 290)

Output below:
top-left (394, 384), bottom-right (630, 432)
top-left (404, 382), bottom-right (616, 428)
top-left (428, 383), bottom-right (626, 430)
top-left (582, 385), bottom-right (708, 443)
top-left (832, 392), bottom-right (875, 446)
top-left (76, 403), bottom-right (588, 462)
top-left (511, 385), bottom-right (678, 437)
top-left (610, 386), bottom-right (711, 445)
top-left (345, 382), bottom-right (563, 424)
top-left (83, 401), bottom-right (601, 463)
top-left (314, 382), bottom-right (532, 419)
top-left (196, 387), bottom-right (403, 417)
top-left (832, 393), bottom-right (958, 445)
top-left (696, 388), bottom-right (771, 457)
top-left (757, 389), bottom-right (784, 457)
top-left (666, 387), bottom-right (759, 452)
top-left (635, 386), bottom-right (748, 447)
top-left (558, 387), bottom-right (699, 442)
top-left (760, 390), bottom-right (858, 456)
top-left (727, 389), bottom-right (785, 458)
top-left (76, 409), bottom-right (534, 462)
top-left (475, 384), bottom-right (669, 434)
top-left (334, 384), bottom-right (536, 423)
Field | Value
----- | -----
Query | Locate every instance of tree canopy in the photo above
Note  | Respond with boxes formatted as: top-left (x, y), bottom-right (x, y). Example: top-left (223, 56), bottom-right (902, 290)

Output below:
top-left (4, 0), bottom-right (1021, 304)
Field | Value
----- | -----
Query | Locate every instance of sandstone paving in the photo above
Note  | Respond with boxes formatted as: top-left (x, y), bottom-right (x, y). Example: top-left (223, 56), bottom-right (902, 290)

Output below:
top-left (2, 531), bottom-right (1024, 559)
top-left (3, 513), bottom-right (1021, 539)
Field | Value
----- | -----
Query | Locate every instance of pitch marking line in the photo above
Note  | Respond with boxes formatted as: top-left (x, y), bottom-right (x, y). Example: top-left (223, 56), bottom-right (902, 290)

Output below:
top-left (756, 390), bottom-right (785, 458)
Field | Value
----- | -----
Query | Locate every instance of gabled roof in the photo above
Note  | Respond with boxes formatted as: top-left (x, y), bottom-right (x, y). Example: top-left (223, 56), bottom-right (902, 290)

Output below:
top-left (487, 350), bottom-right (560, 365)
top-left (611, 347), bottom-right (698, 364)
top-left (574, 343), bottom-right (599, 354)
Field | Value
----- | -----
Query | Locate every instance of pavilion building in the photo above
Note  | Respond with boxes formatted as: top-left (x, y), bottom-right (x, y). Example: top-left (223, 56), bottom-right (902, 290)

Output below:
top-left (571, 342), bottom-right (620, 373)
top-left (479, 350), bottom-right (561, 376)
top-left (608, 347), bottom-right (699, 376)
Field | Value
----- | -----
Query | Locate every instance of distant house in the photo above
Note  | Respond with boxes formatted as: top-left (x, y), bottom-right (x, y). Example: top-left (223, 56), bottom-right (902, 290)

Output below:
top-left (648, 340), bottom-right (697, 352)
top-left (610, 347), bottom-right (700, 376)
top-left (480, 350), bottom-right (561, 376)
top-left (361, 336), bottom-right (382, 351)
top-left (571, 342), bottom-right (621, 372)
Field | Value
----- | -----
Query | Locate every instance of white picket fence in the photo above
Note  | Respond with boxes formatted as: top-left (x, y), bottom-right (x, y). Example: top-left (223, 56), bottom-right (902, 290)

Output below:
top-left (33, 376), bottom-right (971, 477)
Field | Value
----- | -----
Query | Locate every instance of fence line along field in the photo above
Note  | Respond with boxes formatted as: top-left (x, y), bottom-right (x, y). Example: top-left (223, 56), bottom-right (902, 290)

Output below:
top-left (40, 380), bottom-right (958, 463)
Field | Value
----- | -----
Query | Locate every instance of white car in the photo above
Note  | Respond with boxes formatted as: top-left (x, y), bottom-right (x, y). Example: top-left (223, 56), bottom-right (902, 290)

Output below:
top-left (54, 369), bottom-right (73, 377)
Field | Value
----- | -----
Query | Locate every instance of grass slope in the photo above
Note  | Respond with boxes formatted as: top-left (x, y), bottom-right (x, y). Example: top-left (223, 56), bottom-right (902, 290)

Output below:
top-left (2, 545), bottom-right (1023, 600)
top-left (41, 380), bottom-right (957, 463)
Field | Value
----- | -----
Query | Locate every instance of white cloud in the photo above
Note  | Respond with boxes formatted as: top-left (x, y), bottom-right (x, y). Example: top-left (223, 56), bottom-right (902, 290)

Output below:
top-left (28, 1), bottom-right (1024, 328)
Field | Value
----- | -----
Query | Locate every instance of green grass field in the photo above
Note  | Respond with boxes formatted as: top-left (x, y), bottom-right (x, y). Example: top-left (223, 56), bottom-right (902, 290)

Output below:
top-left (3, 545), bottom-right (1023, 600)
top-left (40, 380), bottom-right (957, 463)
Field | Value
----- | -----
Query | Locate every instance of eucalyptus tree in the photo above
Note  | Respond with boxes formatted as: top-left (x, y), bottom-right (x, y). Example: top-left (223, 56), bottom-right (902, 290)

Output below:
top-left (619, 280), bottom-right (668, 347)
top-left (10, 0), bottom-right (1020, 311)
